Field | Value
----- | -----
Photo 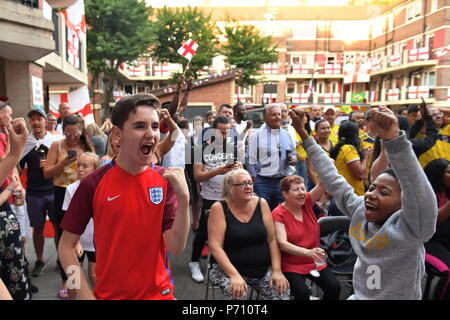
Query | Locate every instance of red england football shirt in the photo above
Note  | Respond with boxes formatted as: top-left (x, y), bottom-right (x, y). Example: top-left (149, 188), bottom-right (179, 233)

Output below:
top-left (61, 161), bottom-right (178, 300)
top-left (272, 193), bottom-right (326, 274)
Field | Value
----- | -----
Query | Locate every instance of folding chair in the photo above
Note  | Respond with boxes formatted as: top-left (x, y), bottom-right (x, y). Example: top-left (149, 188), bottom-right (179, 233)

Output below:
top-left (318, 216), bottom-right (355, 298)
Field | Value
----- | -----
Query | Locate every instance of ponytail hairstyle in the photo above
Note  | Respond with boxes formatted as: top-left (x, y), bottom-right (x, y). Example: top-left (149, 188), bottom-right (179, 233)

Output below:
top-left (63, 114), bottom-right (94, 153)
top-left (330, 120), bottom-right (364, 160)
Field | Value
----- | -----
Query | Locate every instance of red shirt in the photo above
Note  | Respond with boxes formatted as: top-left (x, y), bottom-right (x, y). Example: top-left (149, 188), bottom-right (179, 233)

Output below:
top-left (272, 193), bottom-right (326, 274)
top-left (61, 161), bottom-right (178, 300)
top-left (0, 132), bottom-right (13, 203)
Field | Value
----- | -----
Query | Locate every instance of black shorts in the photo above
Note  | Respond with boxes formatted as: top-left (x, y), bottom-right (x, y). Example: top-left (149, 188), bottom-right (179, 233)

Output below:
top-left (78, 251), bottom-right (96, 263)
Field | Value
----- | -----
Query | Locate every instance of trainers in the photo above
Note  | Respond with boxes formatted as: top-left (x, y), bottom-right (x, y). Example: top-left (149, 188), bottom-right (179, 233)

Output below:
top-left (189, 262), bottom-right (204, 283)
top-left (31, 260), bottom-right (46, 277)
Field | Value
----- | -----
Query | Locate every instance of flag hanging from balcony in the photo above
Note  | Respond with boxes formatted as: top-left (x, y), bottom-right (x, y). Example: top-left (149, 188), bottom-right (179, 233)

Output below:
top-left (62, 0), bottom-right (86, 69)
top-left (177, 39), bottom-right (198, 61)
top-left (49, 86), bottom-right (94, 126)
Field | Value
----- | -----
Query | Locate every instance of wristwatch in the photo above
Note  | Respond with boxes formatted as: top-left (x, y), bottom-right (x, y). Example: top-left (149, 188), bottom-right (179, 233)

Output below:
top-left (7, 186), bottom-right (14, 193)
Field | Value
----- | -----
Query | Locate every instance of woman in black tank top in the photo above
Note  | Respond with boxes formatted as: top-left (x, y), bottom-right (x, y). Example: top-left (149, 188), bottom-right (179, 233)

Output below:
top-left (207, 168), bottom-right (290, 300)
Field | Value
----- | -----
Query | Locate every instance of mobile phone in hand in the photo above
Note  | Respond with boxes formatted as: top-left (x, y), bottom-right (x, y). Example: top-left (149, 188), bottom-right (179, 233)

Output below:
top-left (67, 150), bottom-right (77, 159)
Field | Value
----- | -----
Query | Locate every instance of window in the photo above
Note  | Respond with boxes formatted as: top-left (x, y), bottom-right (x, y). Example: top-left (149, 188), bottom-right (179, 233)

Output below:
top-left (406, 1), bottom-right (422, 22)
top-left (263, 82), bottom-right (277, 94)
top-left (330, 81), bottom-right (339, 93)
top-left (414, 37), bottom-right (422, 49)
top-left (395, 76), bottom-right (403, 89)
top-left (317, 81), bottom-right (324, 94)
top-left (344, 53), bottom-right (355, 64)
top-left (431, 0), bottom-right (439, 12)
top-left (387, 14), bottom-right (394, 32)
top-left (423, 71), bottom-right (436, 86)
top-left (286, 82), bottom-right (296, 94)
top-left (327, 55), bottom-right (336, 64)
top-left (415, 1), bottom-right (422, 17)
top-left (411, 73), bottom-right (421, 86)
top-left (290, 53), bottom-right (314, 65)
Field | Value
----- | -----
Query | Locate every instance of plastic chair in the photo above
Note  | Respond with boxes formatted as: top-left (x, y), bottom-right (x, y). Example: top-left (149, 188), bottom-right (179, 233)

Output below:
top-left (422, 253), bottom-right (450, 300)
top-left (318, 216), bottom-right (355, 296)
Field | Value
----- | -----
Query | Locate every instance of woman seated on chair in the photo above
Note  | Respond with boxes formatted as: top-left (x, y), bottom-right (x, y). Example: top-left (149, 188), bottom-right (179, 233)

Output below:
top-left (207, 168), bottom-right (290, 300)
top-left (272, 175), bottom-right (341, 300)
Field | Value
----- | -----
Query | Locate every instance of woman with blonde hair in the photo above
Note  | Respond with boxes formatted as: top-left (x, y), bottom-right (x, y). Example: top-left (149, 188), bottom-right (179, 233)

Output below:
top-left (86, 123), bottom-right (107, 157)
top-left (43, 114), bottom-right (94, 299)
top-left (208, 168), bottom-right (290, 300)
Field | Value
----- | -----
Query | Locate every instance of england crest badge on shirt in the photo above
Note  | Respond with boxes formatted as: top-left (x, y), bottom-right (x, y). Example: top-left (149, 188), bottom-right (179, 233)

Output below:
top-left (149, 187), bottom-right (164, 205)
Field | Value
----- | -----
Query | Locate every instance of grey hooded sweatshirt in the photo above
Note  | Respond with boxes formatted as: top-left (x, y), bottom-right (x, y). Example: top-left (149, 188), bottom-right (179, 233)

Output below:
top-left (302, 132), bottom-right (437, 300)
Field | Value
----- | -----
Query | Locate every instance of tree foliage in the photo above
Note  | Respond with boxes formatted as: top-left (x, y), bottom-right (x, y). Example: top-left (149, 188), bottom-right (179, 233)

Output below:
top-left (150, 6), bottom-right (218, 80)
top-left (85, 0), bottom-right (155, 111)
top-left (220, 23), bottom-right (278, 88)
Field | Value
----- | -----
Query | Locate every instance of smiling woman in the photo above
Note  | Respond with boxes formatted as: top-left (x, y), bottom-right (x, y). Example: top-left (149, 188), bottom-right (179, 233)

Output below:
top-left (272, 175), bottom-right (341, 300)
top-left (207, 168), bottom-right (291, 300)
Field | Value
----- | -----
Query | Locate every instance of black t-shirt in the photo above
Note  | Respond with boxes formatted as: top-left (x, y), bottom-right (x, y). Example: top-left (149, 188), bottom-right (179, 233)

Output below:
top-left (19, 145), bottom-right (54, 196)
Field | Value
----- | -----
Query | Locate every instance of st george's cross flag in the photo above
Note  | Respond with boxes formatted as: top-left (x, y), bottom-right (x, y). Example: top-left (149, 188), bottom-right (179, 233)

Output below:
top-left (177, 39), bottom-right (198, 61)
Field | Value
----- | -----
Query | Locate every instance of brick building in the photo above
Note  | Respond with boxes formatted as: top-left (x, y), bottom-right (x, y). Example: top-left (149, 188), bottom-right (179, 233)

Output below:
top-left (0, 0), bottom-right (88, 122)
top-left (113, 0), bottom-right (450, 117)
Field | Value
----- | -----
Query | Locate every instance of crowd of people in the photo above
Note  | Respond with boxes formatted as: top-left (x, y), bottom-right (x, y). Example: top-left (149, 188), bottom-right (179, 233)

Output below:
top-left (0, 76), bottom-right (449, 300)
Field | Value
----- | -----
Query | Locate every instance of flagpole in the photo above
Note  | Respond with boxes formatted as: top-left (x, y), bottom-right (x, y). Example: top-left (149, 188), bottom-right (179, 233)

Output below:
top-left (182, 59), bottom-right (192, 78)
top-left (177, 59), bottom-right (192, 111)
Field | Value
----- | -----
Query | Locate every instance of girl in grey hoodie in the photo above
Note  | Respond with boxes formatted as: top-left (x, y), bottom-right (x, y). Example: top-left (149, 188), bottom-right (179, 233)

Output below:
top-left (289, 106), bottom-right (437, 300)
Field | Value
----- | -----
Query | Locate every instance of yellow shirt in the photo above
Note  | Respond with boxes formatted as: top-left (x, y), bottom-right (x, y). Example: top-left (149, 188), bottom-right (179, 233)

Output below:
top-left (335, 144), bottom-right (365, 196)
top-left (295, 130), bottom-right (307, 161)
top-left (419, 125), bottom-right (450, 168)
top-left (329, 123), bottom-right (339, 146)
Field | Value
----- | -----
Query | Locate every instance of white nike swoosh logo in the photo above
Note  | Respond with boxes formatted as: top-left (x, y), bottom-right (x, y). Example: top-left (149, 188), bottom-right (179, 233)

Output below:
top-left (107, 195), bottom-right (121, 201)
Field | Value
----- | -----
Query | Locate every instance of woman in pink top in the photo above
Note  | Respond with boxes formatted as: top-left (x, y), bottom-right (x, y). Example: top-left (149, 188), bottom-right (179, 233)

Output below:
top-left (272, 175), bottom-right (341, 300)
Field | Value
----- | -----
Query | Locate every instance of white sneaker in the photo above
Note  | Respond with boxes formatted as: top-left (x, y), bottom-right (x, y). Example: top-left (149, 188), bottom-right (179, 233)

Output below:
top-left (189, 262), bottom-right (204, 283)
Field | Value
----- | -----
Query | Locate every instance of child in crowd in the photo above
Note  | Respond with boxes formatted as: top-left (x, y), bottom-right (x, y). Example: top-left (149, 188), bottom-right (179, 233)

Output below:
top-left (62, 152), bottom-right (99, 299)
top-left (290, 106), bottom-right (438, 300)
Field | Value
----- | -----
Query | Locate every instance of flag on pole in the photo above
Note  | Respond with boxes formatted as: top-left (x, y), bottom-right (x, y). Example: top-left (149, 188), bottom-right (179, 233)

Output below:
top-left (177, 39), bottom-right (198, 61)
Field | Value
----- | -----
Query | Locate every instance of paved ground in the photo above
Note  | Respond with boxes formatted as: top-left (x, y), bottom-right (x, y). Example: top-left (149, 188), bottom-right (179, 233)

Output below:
top-left (26, 229), bottom-right (223, 300)
top-left (26, 229), bottom-right (351, 300)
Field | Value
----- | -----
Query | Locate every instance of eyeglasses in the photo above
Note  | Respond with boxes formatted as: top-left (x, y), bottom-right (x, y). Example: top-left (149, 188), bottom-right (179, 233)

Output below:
top-left (48, 119), bottom-right (57, 122)
top-left (232, 182), bottom-right (254, 187)
top-left (64, 132), bottom-right (81, 138)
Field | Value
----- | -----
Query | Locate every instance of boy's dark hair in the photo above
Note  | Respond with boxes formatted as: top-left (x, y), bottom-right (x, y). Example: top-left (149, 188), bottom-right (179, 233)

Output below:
top-left (380, 168), bottom-right (398, 181)
top-left (62, 114), bottom-right (94, 153)
top-left (111, 93), bottom-right (160, 129)
top-left (212, 115), bottom-right (229, 129)
top-left (218, 104), bottom-right (232, 113)
top-left (407, 105), bottom-right (419, 114)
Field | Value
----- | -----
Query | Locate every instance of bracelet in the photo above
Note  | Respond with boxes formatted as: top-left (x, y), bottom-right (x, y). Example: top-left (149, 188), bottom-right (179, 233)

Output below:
top-left (7, 186), bottom-right (14, 193)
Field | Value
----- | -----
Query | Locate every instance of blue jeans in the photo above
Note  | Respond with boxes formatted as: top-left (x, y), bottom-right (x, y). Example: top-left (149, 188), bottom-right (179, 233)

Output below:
top-left (254, 176), bottom-right (284, 211)
top-left (295, 160), bottom-right (308, 186)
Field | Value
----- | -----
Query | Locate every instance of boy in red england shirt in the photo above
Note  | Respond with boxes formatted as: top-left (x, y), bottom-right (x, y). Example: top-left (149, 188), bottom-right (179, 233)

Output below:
top-left (58, 93), bottom-right (190, 300)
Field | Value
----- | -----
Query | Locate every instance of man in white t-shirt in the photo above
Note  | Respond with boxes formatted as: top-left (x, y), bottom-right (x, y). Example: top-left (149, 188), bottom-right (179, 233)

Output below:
top-left (188, 116), bottom-right (239, 282)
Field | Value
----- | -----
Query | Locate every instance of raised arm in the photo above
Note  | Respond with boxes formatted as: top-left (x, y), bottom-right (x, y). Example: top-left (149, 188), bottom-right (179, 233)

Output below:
top-left (289, 109), bottom-right (364, 217)
top-left (375, 107), bottom-right (438, 240)
top-left (0, 118), bottom-right (28, 185)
